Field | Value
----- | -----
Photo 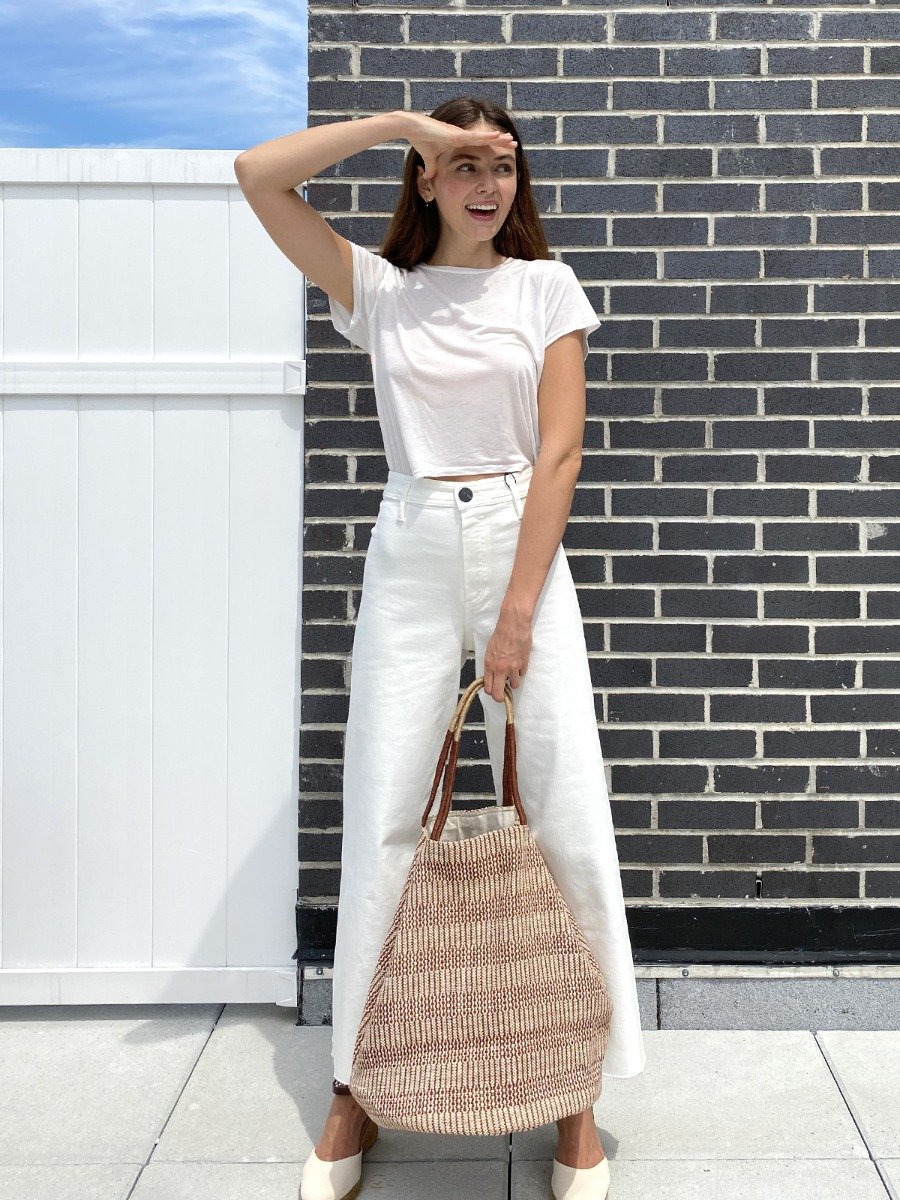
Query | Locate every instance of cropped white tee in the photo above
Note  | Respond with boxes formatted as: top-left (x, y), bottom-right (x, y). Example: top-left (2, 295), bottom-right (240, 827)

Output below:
top-left (328, 242), bottom-right (602, 478)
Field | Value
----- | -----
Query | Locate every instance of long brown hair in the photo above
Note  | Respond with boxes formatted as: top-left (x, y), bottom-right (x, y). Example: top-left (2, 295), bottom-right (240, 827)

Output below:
top-left (379, 96), bottom-right (551, 269)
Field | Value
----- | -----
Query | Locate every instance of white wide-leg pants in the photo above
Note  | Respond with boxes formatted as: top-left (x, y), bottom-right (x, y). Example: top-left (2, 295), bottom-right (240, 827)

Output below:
top-left (331, 463), bottom-right (647, 1084)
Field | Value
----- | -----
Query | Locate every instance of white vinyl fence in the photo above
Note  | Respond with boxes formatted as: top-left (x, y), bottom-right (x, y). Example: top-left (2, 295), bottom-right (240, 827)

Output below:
top-left (0, 149), bottom-right (306, 1004)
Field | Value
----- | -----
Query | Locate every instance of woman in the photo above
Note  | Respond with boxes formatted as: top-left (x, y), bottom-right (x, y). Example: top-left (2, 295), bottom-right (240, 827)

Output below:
top-left (235, 97), bottom-right (646, 1200)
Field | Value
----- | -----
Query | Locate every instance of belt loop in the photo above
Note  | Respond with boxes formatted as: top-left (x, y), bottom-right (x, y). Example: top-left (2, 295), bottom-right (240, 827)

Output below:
top-left (397, 479), bottom-right (413, 523)
top-left (503, 472), bottom-right (523, 519)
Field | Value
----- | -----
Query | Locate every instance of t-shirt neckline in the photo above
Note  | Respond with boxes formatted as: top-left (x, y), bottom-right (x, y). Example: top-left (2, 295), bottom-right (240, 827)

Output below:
top-left (417, 256), bottom-right (515, 273)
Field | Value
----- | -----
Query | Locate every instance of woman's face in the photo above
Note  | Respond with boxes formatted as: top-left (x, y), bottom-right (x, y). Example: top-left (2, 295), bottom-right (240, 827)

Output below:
top-left (417, 121), bottom-right (519, 246)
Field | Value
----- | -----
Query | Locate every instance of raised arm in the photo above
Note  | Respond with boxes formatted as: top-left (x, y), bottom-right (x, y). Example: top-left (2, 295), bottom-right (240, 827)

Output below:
top-left (233, 111), bottom-right (411, 313)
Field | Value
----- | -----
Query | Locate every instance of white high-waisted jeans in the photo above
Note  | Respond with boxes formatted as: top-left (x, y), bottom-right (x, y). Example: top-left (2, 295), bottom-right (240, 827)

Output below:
top-left (331, 462), bottom-right (647, 1083)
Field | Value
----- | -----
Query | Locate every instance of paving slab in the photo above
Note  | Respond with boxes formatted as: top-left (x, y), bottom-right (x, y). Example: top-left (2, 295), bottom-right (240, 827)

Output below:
top-left (881, 1159), bottom-right (899, 1200)
top-left (134, 1159), bottom-right (507, 1198)
top-left (0, 1004), bottom-right (218, 1165)
top-left (157, 1008), bottom-right (508, 1163)
top-left (511, 1030), bottom-right (868, 1161)
top-left (0, 1165), bottom-right (139, 1200)
top-left (818, 1031), bottom-right (900, 1159)
top-left (512, 1157), bottom-right (890, 1199)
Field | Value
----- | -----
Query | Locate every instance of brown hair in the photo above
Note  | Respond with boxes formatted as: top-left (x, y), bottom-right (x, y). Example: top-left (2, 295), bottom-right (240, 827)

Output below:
top-left (379, 96), bottom-right (551, 269)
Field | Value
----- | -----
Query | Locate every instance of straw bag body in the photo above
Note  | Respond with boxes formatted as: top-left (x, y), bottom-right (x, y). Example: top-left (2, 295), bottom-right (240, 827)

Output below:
top-left (347, 676), bottom-right (613, 1136)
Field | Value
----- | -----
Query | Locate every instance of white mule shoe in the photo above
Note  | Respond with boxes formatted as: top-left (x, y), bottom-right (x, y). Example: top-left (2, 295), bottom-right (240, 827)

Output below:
top-left (550, 1153), bottom-right (611, 1200)
top-left (299, 1114), bottom-right (378, 1200)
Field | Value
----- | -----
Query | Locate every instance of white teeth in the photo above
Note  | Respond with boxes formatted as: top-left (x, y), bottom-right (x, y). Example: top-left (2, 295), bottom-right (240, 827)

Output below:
top-left (467, 204), bottom-right (497, 212)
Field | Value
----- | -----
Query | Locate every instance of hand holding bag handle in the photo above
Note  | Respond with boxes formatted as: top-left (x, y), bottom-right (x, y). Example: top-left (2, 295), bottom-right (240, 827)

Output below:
top-left (420, 675), bottom-right (527, 840)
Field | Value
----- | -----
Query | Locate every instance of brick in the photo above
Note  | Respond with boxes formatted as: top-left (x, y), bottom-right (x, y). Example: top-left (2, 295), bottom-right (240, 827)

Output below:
top-left (763, 391), bottom-right (864, 420)
top-left (610, 420), bottom-right (705, 449)
top-left (712, 285), bottom-right (808, 314)
top-left (614, 553), bottom-right (709, 584)
top-left (819, 353), bottom-right (900, 382)
top-left (664, 182), bottom-right (760, 212)
top-left (563, 115), bottom-right (657, 145)
top-left (764, 590), bottom-right (860, 620)
top-left (816, 830), bottom-right (900, 861)
top-left (718, 147), bottom-right (815, 177)
top-left (664, 114), bottom-right (759, 145)
top-left (720, 556), bottom-right (811, 585)
top-left (662, 587), bottom-right (756, 616)
top-left (819, 217), bottom-right (900, 246)
top-left (715, 624), bottom-right (816, 652)
top-left (815, 418), bottom-right (900, 448)
top-left (512, 11), bottom-right (606, 41)
top-left (818, 491), bottom-right (900, 518)
top-left (664, 455), bottom-right (758, 482)
top-left (715, 80), bottom-right (813, 112)
top-left (609, 696), bottom-right (710, 720)
top-left (819, 12), bottom-right (900, 40)
top-left (710, 693), bottom-right (807, 722)
top-left (710, 486), bottom-right (806, 521)
top-left (610, 620), bottom-right (707, 650)
top-left (768, 453), bottom-right (868, 482)
top-left (816, 284), bottom-right (900, 314)
top-left (616, 148), bottom-right (713, 178)
top-left (762, 522), bottom-right (859, 552)
top-left (763, 729), bottom-right (864, 758)
top-left (665, 47), bottom-right (760, 77)
top-left (613, 80), bottom-right (710, 110)
top-left (710, 835), bottom-right (811, 864)
top-left (663, 252), bottom-right (759, 281)
top-left (765, 114), bottom-right (863, 144)
top-left (564, 46), bottom-right (660, 77)
top-left (710, 778), bottom-right (810, 805)
top-left (767, 46), bottom-right (864, 75)
top-left (610, 285), bottom-right (706, 314)
top-left (714, 353), bottom-right (813, 382)
top-left (765, 183), bottom-right (862, 213)
top-left (760, 661), bottom-right (856, 690)
top-left (712, 420), bottom-right (809, 450)
top-left (657, 657), bottom-right (753, 686)
top-left (661, 387), bottom-right (757, 416)
top-left (818, 556), bottom-right (900, 585)
top-left (765, 250), bottom-right (863, 279)
top-left (660, 317), bottom-right (756, 345)
top-left (611, 352), bottom-right (708, 382)
top-left (716, 11), bottom-right (813, 41)
top-left (613, 216), bottom-right (708, 246)
top-left (822, 147), bottom-right (900, 175)
top-left (614, 768), bottom-right (710, 796)
top-left (761, 319), bottom-right (859, 348)
top-left (615, 11), bottom-right (711, 41)
top-left (820, 79), bottom-right (900, 111)
top-left (608, 487), bottom-right (704, 521)
top-left (659, 871), bottom-right (759, 900)
top-left (657, 796), bottom-right (758, 825)
top-left (717, 216), bottom-right (811, 246)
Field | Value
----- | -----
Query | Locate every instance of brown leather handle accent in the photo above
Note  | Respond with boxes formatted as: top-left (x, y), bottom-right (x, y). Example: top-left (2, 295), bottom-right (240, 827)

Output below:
top-left (421, 675), bottom-right (526, 840)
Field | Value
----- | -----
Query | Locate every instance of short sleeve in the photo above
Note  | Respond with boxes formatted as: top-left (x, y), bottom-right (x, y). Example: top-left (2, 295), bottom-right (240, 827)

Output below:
top-left (542, 262), bottom-right (602, 359)
top-left (328, 240), bottom-right (394, 353)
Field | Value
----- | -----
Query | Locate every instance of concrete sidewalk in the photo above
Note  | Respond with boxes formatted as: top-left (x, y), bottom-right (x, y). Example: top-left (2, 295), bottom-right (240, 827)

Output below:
top-left (0, 1002), bottom-right (897, 1199)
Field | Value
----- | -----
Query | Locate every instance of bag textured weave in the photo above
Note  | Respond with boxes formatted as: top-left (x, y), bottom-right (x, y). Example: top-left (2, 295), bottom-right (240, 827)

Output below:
top-left (348, 676), bottom-right (613, 1135)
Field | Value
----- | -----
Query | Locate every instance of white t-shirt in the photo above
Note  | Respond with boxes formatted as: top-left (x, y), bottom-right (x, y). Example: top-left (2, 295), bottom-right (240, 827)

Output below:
top-left (328, 242), bottom-right (602, 478)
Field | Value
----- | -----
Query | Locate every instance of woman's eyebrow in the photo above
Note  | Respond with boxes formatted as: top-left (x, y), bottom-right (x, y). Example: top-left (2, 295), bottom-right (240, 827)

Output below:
top-left (449, 151), bottom-right (516, 164)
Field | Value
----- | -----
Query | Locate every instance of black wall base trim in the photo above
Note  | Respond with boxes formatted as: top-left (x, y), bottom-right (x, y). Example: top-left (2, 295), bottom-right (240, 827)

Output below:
top-left (298, 902), bottom-right (900, 967)
top-left (630, 905), bottom-right (900, 964)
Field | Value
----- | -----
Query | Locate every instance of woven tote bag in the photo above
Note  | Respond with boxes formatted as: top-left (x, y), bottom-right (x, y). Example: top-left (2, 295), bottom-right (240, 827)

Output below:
top-left (347, 675), bottom-right (613, 1136)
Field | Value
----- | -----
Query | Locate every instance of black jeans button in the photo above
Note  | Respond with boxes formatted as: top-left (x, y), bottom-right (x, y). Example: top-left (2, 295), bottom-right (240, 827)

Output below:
top-left (458, 486), bottom-right (473, 501)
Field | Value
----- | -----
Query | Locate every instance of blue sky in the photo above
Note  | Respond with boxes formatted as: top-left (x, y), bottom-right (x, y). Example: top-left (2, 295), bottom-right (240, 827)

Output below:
top-left (0, 0), bottom-right (308, 149)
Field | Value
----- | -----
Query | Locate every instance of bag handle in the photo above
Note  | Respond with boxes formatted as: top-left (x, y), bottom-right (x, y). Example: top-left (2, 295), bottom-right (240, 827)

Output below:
top-left (421, 675), bottom-right (527, 840)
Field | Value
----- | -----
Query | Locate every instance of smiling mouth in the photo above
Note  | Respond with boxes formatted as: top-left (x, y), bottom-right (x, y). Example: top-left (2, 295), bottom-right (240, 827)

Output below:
top-left (466, 203), bottom-right (499, 218)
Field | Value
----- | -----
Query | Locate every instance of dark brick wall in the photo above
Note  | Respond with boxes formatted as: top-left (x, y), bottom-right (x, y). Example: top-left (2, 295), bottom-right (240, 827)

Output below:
top-left (301, 2), bottom-right (900, 946)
